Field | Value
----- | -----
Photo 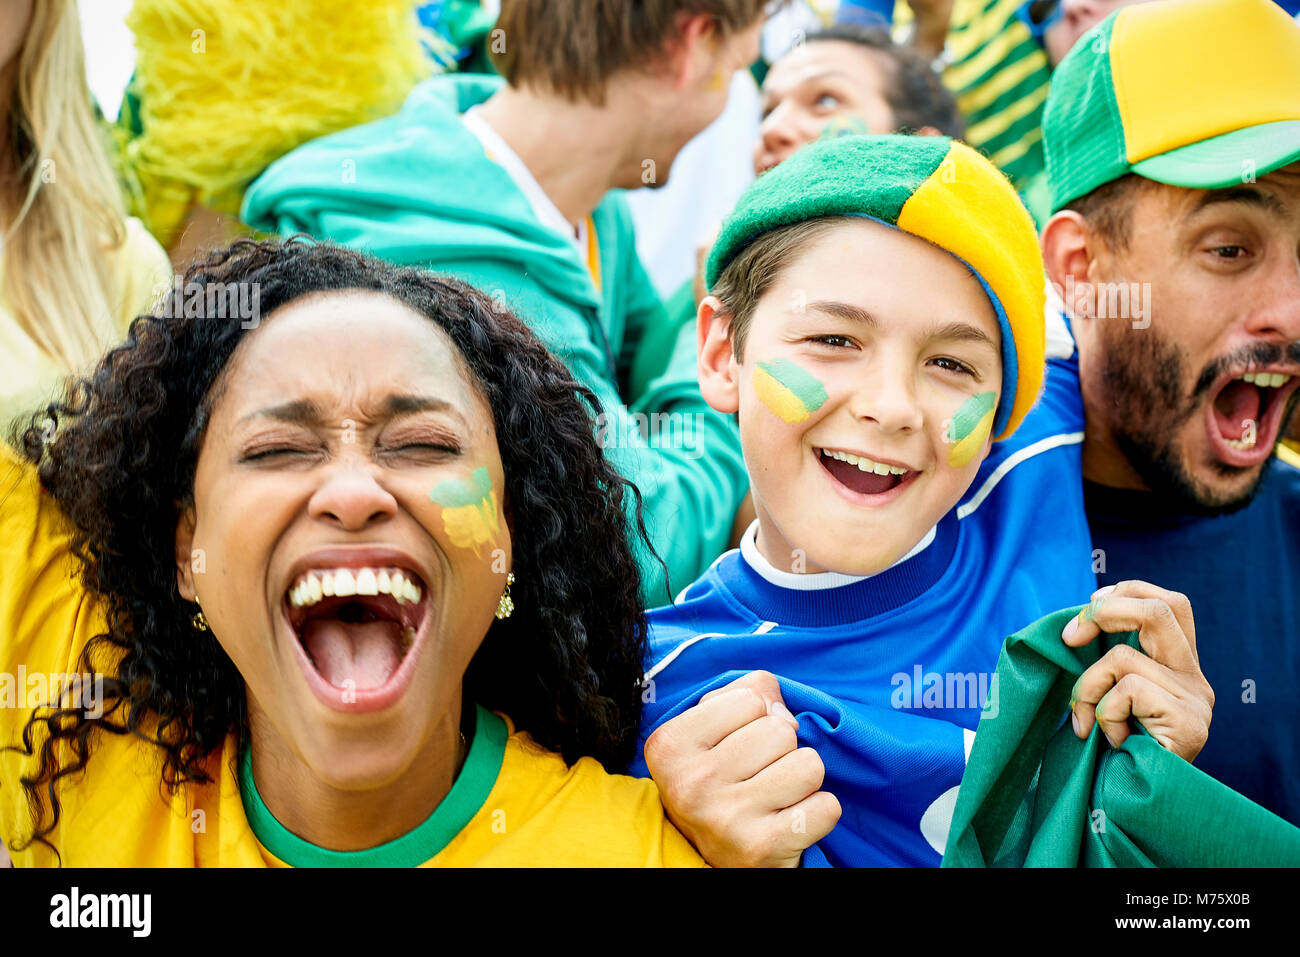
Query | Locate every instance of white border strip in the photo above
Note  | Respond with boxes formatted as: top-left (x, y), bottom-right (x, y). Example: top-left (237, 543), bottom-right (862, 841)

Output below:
top-left (956, 432), bottom-right (1085, 521)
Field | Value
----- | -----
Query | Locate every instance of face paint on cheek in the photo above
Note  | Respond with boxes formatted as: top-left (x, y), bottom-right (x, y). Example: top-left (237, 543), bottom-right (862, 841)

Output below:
top-left (753, 358), bottom-right (828, 423)
top-left (428, 466), bottom-right (501, 553)
top-left (946, 391), bottom-right (997, 468)
top-left (821, 115), bottom-right (872, 140)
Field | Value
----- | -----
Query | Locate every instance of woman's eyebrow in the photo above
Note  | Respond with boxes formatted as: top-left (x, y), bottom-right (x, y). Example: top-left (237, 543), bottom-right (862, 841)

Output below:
top-left (242, 398), bottom-right (319, 426)
top-left (240, 395), bottom-right (459, 425)
top-left (384, 394), bottom-right (457, 418)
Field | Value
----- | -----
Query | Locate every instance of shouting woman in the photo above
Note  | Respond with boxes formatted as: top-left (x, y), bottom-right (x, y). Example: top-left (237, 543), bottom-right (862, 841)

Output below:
top-left (0, 238), bottom-right (702, 867)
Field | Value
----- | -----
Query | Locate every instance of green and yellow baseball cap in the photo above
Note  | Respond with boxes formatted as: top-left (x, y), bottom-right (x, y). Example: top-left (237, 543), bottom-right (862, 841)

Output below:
top-left (1044, 0), bottom-right (1300, 213)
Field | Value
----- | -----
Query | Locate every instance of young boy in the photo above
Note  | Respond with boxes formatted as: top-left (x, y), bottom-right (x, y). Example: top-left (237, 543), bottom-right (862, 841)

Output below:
top-left (629, 133), bottom-right (1112, 865)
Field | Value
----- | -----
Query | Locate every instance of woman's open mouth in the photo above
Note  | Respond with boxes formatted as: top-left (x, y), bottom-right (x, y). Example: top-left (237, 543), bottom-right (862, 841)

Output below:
top-left (1207, 370), bottom-right (1299, 467)
top-left (281, 565), bottom-right (431, 713)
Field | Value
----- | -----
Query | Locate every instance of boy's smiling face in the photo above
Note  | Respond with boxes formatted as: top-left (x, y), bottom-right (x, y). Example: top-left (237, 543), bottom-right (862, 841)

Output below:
top-left (700, 217), bottom-right (1004, 576)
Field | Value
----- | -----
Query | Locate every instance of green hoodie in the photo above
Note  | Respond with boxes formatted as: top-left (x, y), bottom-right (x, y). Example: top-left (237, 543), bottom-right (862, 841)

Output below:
top-left (243, 74), bottom-right (747, 603)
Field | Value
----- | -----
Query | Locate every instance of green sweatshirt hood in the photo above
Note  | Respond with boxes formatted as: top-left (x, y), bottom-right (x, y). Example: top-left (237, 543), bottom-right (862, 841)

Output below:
top-left (242, 73), bottom-right (602, 314)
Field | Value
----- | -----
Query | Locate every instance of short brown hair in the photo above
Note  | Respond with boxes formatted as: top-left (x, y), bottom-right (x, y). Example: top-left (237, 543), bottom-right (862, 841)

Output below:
top-left (1062, 173), bottom-right (1157, 252)
top-left (711, 216), bottom-right (852, 361)
top-left (491, 0), bottom-right (769, 104)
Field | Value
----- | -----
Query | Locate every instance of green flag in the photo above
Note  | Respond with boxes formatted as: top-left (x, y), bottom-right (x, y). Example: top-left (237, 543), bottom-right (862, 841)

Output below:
top-left (944, 607), bottom-right (1300, 867)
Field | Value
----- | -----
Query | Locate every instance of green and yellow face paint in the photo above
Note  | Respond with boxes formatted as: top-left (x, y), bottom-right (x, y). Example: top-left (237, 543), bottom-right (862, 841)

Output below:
top-left (753, 358), bottom-right (828, 424)
top-left (946, 391), bottom-right (996, 468)
top-left (428, 466), bottom-right (500, 554)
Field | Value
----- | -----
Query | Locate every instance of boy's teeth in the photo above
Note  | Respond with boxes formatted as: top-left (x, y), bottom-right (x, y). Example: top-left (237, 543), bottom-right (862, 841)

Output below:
top-left (1225, 435), bottom-right (1258, 450)
top-left (823, 448), bottom-right (908, 475)
top-left (1239, 372), bottom-right (1291, 387)
top-left (286, 567), bottom-right (423, 609)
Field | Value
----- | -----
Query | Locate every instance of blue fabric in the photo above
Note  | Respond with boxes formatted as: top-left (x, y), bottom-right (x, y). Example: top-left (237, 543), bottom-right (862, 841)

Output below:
top-left (1085, 439), bottom-right (1300, 826)
top-left (630, 357), bottom-right (1098, 865)
top-left (1015, 0), bottom-right (1063, 49)
top-left (836, 0), bottom-right (896, 28)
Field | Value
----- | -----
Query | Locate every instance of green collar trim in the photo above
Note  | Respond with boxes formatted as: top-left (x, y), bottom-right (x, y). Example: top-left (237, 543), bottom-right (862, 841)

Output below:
top-left (239, 704), bottom-right (507, 867)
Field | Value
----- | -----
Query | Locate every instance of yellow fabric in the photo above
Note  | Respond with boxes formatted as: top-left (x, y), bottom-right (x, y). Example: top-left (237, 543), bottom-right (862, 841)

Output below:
top-left (897, 141), bottom-right (1046, 440)
top-left (0, 218), bottom-right (171, 437)
top-left (1277, 441), bottom-right (1300, 471)
top-left (0, 444), bottom-right (704, 867)
top-left (585, 215), bottom-right (602, 294)
top-left (1111, 0), bottom-right (1300, 163)
top-left (122, 0), bottom-right (439, 247)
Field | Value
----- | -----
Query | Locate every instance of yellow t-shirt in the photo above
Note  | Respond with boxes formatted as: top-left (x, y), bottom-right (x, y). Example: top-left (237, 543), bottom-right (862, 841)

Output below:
top-left (0, 217), bottom-right (171, 437)
top-left (0, 445), bottom-right (704, 867)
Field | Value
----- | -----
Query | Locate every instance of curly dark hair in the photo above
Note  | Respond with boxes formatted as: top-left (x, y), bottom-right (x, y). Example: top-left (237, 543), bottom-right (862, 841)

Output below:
top-left (5, 237), bottom-right (659, 860)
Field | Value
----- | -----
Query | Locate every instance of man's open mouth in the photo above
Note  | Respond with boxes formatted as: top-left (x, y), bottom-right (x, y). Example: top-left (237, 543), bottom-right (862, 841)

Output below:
top-left (284, 567), bottom-right (429, 692)
top-left (816, 447), bottom-right (918, 497)
top-left (1209, 371), bottom-right (1298, 461)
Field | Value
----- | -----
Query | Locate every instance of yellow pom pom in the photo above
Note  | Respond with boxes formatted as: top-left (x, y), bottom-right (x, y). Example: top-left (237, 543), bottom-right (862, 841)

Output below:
top-left (120, 0), bottom-right (445, 243)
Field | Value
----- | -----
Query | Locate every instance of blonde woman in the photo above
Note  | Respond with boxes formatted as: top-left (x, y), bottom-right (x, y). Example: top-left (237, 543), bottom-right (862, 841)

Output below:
top-left (0, 0), bottom-right (170, 434)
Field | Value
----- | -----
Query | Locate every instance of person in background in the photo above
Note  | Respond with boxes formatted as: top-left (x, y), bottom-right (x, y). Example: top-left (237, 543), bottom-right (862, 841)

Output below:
top-left (244, 0), bottom-right (769, 604)
top-left (1036, 0), bottom-right (1300, 823)
top-left (0, 0), bottom-right (169, 436)
top-left (902, 0), bottom-right (1160, 225)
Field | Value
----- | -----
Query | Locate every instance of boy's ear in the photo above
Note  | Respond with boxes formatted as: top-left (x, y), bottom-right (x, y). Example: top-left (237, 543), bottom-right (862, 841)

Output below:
top-left (175, 507), bottom-right (198, 602)
top-left (697, 295), bottom-right (741, 415)
top-left (1040, 211), bottom-right (1096, 321)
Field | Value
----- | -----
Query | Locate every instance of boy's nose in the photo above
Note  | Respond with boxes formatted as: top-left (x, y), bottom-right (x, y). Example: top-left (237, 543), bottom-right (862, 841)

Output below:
top-left (846, 367), bottom-right (925, 434)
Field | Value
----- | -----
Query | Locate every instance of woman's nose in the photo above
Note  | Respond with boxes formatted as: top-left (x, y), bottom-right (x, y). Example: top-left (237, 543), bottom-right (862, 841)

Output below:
top-left (308, 463), bottom-right (398, 530)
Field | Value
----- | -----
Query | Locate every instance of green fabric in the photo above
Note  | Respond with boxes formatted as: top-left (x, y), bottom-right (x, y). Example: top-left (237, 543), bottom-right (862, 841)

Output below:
top-left (631, 277), bottom-right (698, 401)
top-left (242, 73), bottom-right (747, 603)
top-left (705, 133), bottom-right (948, 287)
top-left (238, 704), bottom-right (507, 867)
top-left (439, 0), bottom-right (499, 76)
top-left (1131, 120), bottom-right (1300, 192)
top-left (940, 2), bottom-right (1050, 191)
top-left (943, 607), bottom-right (1300, 867)
top-left (440, 0), bottom-right (495, 50)
top-left (1042, 16), bottom-right (1130, 212)
top-left (1017, 170), bottom-right (1051, 230)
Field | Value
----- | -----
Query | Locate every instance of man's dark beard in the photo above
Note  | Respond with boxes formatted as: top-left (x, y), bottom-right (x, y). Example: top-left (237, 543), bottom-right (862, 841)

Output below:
top-left (1095, 324), bottom-right (1298, 516)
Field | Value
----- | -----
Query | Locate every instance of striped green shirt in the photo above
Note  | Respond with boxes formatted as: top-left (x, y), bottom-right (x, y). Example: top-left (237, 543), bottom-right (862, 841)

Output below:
top-left (895, 0), bottom-right (1052, 222)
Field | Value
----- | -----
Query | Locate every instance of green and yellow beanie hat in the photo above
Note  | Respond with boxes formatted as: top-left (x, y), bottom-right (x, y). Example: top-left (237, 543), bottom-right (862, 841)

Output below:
top-left (706, 134), bottom-right (1046, 441)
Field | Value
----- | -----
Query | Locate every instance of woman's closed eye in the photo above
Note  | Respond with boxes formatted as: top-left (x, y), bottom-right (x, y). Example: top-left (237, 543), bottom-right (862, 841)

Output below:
top-left (241, 444), bottom-right (321, 462)
top-left (378, 441), bottom-right (462, 462)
